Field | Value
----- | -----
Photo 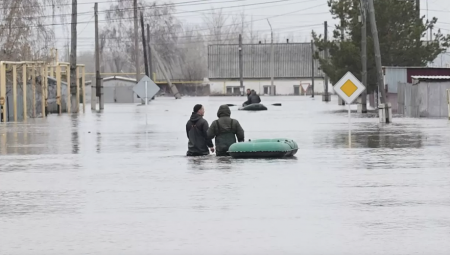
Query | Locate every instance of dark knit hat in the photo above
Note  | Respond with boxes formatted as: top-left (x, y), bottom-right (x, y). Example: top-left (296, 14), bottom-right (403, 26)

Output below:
top-left (193, 104), bottom-right (203, 113)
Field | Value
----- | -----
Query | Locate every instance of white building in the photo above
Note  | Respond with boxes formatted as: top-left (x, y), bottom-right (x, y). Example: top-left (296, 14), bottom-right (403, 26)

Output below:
top-left (207, 43), bottom-right (333, 95)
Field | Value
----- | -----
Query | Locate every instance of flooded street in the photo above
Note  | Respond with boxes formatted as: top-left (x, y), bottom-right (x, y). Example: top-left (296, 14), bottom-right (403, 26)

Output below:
top-left (1, 96), bottom-right (450, 255)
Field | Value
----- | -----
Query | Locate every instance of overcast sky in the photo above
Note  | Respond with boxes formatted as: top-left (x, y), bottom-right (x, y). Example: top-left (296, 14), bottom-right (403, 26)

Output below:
top-left (51, 0), bottom-right (450, 56)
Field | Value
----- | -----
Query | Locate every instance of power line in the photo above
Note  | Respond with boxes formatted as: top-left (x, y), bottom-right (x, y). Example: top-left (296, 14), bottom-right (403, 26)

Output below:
top-left (0, 0), bottom-right (211, 10)
top-left (77, 15), bottom-right (95, 36)
top-left (1, 0), bottom-right (322, 30)
top-left (60, 23), bottom-right (323, 41)
top-left (49, 3), bottom-right (325, 44)
top-left (2, 0), bottom-right (248, 20)
top-left (74, 25), bottom-right (324, 48)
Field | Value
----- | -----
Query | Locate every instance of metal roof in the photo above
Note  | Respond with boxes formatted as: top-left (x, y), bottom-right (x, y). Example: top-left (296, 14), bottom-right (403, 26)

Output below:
top-left (208, 43), bottom-right (324, 79)
top-left (411, 75), bottom-right (450, 80)
top-left (103, 76), bottom-right (137, 83)
top-left (384, 66), bottom-right (450, 69)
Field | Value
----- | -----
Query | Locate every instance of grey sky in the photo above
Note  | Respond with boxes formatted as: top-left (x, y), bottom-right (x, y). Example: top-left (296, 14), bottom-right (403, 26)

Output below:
top-left (52, 0), bottom-right (450, 53)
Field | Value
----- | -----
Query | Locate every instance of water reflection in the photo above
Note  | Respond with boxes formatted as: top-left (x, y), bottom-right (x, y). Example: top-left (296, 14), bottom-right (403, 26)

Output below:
top-left (318, 124), bottom-right (423, 149)
top-left (96, 132), bottom-right (101, 153)
top-left (71, 114), bottom-right (79, 154)
top-left (2, 98), bottom-right (450, 254)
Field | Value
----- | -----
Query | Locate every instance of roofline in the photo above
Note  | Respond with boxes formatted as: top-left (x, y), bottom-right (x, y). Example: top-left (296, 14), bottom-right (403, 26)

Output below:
top-left (383, 66), bottom-right (450, 69)
top-left (208, 76), bottom-right (326, 80)
top-left (208, 42), bottom-right (315, 46)
top-left (411, 75), bottom-right (450, 81)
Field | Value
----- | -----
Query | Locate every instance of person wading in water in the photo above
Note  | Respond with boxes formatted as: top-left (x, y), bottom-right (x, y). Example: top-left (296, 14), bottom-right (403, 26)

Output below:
top-left (186, 104), bottom-right (215, 156)
top-left (207, 104), bottom-right (245, 156)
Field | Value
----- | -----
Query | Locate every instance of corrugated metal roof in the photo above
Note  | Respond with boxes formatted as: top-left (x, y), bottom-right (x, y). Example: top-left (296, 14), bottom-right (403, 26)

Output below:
top-left (411, 75), bottom-right (450, 80)
top-left (208, 43), bottom-right (324, 79)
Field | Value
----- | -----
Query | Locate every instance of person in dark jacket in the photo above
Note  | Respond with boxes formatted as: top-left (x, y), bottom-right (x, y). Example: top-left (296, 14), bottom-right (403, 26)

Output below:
top-left (207, 105), bottom-right (245, 156)
top-left (242, 89), bottom-right (252, 107)
top-left (249, 90), bottom-right (261, 104)
top-left (186, 104), bottom-right (215, 156)
top-left (243, 90), bottom-right (261, 106)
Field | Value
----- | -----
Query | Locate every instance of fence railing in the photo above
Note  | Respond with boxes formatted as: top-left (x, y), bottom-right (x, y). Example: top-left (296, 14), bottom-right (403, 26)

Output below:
top-left (0, 61), bottom-right (86, 122)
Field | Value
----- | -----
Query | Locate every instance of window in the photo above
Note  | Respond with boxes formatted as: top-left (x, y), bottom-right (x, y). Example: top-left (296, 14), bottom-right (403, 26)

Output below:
top-left (263, 85), bottom-right (276, 95)
top-left (226, 86), bottom-right (241, 95)
top-left (293, 85), bottom-right (300, 95)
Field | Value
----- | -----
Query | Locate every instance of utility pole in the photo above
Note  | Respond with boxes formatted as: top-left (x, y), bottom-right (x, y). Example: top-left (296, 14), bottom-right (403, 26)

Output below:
top-left (239, 34), bottom-right (243, 96)
top-left (94, 2), bottom-right (102, 110)
top-left (311, 40), bottom-right (314, 98)
top-left (360, 0), bottom-right (367, 113)
top-left (147, 24), bottom-right (155, 100)
top-left (147, 24), bottom-right (153, 80)
top-left (140, 12), bottom-right (149, 105)
top-left (133, 0), bottom-right (140, 83)
top-left (70, 0), bottom-right (77, 113)
top-left (267, 19), bottom-right (275, 96)
top-left (323, 21), bottom-right (330, 102)
top-left (140, 12), bottom-right (149, 77)
top-left (367, 0), bottom-right (389, 123)
top-left (149, 44), bottom-right (181, 99)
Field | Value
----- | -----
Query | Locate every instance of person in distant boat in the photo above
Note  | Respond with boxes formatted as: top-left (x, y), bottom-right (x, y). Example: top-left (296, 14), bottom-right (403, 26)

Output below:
top-left (242, 89), bottom-right (251, 107)
top-left (242, 90), bottom-right (261, 106)
top-left (207, 105), bottom-right (245, 156)
top-left (186, 104), bottom-right (215, 156)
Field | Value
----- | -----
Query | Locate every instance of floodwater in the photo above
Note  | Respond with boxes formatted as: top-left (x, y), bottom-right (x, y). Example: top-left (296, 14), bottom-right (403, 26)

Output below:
top-left (1, 96), bottom-right (450, 255)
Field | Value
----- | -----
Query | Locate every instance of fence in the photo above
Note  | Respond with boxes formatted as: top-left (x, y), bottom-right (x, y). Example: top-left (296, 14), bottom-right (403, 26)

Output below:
top-left (398, 81), bottom-right (450, 118)
top-left (448, 89), bottom-right (450, 120)
top-left (0, 61), bottom-right (86, 122)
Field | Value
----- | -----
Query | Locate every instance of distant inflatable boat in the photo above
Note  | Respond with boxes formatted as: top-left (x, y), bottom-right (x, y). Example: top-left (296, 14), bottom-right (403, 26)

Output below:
top-left (238, 103), bottom-right (268, 111)
top-left (228, 138), bottom-right (298, 158)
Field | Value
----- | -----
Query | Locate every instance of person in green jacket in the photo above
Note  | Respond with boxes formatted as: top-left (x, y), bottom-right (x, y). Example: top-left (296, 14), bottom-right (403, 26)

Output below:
top-left (207, 104), bottom-right (245, 156)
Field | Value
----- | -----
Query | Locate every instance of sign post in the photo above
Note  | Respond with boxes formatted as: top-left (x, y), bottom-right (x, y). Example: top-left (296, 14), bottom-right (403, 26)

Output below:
top-left (301, 83), bottom-right (310, 97)
top-left (145, 80), bottom-right (148, 126)
top-left (133, 75), bottom-right (160, 128)
top-left (133, 75), bottom-right (160, 105)
top-left (333, 72), bottom-right (366, 147)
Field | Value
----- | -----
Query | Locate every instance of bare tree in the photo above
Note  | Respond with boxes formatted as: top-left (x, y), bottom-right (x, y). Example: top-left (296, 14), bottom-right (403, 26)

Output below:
top-left (202, 8), bottom-right (242, 44)
top-left (101, 0), bottom-right (183, 79)
top-left (178, 26), bottom-right (207, 81)
top-left (0, 0), bottom-right (69, 61)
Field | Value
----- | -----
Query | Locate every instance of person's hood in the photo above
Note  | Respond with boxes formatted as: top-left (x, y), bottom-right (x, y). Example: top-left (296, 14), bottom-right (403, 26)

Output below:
top-left (251, 90), bottom-right (257, 96)
top-left (190, 112), bottom-right (202, 122)
top-left (217, 104), bottom-right (231, 118)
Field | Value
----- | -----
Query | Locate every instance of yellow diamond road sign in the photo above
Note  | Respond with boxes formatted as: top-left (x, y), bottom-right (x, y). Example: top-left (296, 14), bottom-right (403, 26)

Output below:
top-left (333, 71), bottom-right (366, 104)
top-left (341, 80), bottom-right (358, 97)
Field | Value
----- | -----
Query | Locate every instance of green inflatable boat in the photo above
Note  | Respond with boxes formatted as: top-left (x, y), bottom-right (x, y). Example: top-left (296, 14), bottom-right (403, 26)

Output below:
top-left (238, 103), bottom-right (268, 111)
top-left (228, 138), bottom-right (298, 158)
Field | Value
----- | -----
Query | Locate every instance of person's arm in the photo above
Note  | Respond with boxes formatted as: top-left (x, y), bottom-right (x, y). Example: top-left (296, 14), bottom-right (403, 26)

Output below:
top-left (257, 95), bottom-right (261, 103)
top-left (233, 120), bottom-right (245, 142)
top-left (207, 120), bottom-right (217, 140)
top-left (186, 122), bottom-right (190, 139)
top-left (202, 120), bottom-right (214, 148)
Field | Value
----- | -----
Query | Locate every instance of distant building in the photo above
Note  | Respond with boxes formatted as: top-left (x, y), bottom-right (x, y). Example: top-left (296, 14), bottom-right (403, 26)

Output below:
top-left (398, 75), bottom-right (450, 118)
top-left (84, 76), bottom-right (142, 104)
top-left (370, 66), bottom-right (450, 112)
top-left (207, 43), bottom-right (331, 95)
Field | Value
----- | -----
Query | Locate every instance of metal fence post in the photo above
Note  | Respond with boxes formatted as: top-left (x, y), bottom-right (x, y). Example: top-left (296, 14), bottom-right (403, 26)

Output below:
top-left (447, 89), bottom-right (450, 120)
